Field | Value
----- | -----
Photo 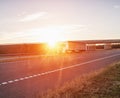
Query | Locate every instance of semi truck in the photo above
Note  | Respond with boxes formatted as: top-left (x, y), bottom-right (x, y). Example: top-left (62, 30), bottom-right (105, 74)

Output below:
top-left (65, 41), bottom-right (87, 53)
top-left (57, 41), bottom-right (87, 53)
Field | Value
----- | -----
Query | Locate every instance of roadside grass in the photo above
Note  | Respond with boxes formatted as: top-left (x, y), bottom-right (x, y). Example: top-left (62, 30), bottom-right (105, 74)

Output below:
top-left (39, 62), bottom-right (120, 98)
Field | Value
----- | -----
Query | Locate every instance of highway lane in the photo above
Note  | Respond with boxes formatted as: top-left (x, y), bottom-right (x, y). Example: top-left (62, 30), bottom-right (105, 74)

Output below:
top-left (0, 50), bottom-right (119, 83)
top-left (0, 49), bottom-right (120, 98)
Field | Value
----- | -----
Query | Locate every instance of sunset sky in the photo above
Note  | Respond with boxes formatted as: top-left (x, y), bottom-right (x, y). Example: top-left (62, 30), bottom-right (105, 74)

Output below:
top-left (0, 0), bottom-right (120, 44)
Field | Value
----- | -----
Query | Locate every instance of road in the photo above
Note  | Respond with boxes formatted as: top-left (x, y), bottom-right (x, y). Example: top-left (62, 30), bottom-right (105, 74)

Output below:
top-left (0, 49), bottom-right (120, 98)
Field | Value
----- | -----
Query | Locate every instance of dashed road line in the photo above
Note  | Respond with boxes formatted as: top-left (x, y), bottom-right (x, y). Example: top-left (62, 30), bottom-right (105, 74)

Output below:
top-left (1, 82), bottom-right (8, 85)
top-left (14, 79), bottom-right (19, 82)
top-left (0, 53), bottom-right (120, 86)
top-left (8, 80), bottom-right (14, 83)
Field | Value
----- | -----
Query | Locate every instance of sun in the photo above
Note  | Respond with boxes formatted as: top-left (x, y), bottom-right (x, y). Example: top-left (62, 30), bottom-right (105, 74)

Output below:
top-left (35, 26), bottom-right (66, 50)
top-left (47, 39), bottom-right (58, 48)
top-left (43, 31), bottom-right (62, 48)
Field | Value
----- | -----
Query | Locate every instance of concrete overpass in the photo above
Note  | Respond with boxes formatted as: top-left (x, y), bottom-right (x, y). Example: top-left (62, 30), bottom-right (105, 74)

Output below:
top-left (65, 39), bottom-right (120, 50)
top-left (66, 39), bottom-right (120, 44)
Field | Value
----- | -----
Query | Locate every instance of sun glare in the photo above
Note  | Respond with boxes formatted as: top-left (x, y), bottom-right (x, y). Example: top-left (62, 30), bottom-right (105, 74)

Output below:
top-left (47, 39), bottom-right (57, 48)
top-left (43, 29), bottom-right (63, 48)
top-left (35, 26), bottom-right (66, 50)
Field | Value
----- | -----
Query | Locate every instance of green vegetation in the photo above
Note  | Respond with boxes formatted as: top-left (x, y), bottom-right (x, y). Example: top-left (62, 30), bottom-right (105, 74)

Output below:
top-left (39, 62), bottom-right (120, 98)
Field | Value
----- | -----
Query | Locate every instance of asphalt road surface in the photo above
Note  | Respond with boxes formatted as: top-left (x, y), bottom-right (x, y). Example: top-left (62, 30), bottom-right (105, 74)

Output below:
top-left (0, 49), bottom-right (120, 98)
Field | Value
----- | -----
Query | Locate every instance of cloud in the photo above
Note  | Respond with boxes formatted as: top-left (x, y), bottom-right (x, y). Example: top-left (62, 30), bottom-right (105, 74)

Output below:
top-left (113, 5), bottom-right (120, 9)
top-left (61, 24), bottom-right (85, 29)
top-left (25, 24), bottom-right (86, 35)
top-left (19, 12), bottom-right (47, 22)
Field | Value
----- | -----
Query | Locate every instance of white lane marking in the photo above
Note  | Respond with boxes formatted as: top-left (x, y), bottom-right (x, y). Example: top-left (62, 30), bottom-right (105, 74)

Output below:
top-left (28, 76), bottom-right (33, 78)
top-left (1, 82), bottom-right (8, 85)
top-left (0, 53), bottom-right (120, 86)
top-left (24, 77), bottom-right (29, 79)
top-left (19, 78), bottom-right (24, 81)
top-left (33, 74), bottom-right (37, 77)
top-left (8, 80), bottom-right (14, 83)
top-left (14, 79), bottom-right (19, 82)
